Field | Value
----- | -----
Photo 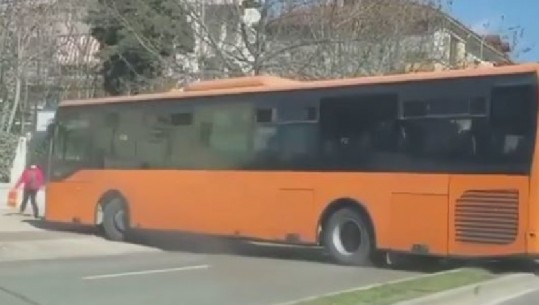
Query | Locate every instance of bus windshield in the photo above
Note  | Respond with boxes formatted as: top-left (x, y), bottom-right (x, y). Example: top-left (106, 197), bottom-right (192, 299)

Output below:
top-left (50, 111), bottom-right (94, 180)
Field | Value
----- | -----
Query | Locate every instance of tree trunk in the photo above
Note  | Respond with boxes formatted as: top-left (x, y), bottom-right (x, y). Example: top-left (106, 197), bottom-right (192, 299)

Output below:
top-left (0, 101), bottom-right (9, 131)
top-left (6, 75), bottom-right (23, 133)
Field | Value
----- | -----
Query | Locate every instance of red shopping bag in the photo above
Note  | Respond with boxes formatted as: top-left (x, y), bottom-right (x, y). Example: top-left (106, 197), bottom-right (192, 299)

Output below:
top-left (7, 189), bottom-right (18, 208)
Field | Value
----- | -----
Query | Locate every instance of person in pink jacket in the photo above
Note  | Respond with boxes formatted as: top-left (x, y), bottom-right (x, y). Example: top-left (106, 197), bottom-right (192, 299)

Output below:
top-left (13, 164), bottom-right (45, 218)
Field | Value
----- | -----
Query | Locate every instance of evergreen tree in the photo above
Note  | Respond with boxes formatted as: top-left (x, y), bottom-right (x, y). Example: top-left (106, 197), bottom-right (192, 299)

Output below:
top-left (87, 0), bottom-right (194, 95)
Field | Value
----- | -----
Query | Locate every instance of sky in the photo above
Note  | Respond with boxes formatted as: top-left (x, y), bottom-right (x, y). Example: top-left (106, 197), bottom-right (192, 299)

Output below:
top-left (444, 0), bottom-right (538, 63)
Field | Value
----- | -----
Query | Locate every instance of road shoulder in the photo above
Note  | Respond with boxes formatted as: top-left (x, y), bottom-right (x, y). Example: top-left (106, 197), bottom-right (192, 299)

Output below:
top-left (395, 272), bottom-right (539, 305)
top-left (272, 268), bottom-right (492, 305)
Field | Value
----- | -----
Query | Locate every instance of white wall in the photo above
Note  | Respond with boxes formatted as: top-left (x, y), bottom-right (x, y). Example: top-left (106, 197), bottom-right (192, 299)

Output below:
top-left (1, 136), bottom-right (46, 216)
top-left (10, 136), bottom-right (27, 183)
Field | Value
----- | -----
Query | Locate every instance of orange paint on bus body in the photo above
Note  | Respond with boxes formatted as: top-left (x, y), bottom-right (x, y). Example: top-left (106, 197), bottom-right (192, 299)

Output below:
top-left (45, 63), bottom-right (539, 260)
top-left (46, 171), bottom-right (533, 257)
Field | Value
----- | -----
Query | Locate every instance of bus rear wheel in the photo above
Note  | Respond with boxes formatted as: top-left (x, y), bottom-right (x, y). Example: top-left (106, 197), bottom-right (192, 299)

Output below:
top-left (102, 198), bottom-right (129, 242)
top-left (323, 208), bottom-right (374, 266)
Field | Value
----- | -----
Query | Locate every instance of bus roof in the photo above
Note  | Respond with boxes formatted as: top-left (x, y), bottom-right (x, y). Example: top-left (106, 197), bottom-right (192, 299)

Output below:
top-left (60, 63), bottom-right (539, 107)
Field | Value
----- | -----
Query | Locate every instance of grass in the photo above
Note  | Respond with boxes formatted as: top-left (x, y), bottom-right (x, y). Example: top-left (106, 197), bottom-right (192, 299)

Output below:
top-left (295, 268), bottom-right (494, 305)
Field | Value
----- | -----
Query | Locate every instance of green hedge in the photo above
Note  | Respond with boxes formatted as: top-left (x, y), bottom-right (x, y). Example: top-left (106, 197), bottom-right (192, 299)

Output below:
top-left (0, 132), bottom-right (18, 183)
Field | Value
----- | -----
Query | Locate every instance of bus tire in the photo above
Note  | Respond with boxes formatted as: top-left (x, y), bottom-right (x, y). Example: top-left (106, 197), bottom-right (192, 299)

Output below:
top-left (102, 198), bottom-right (129, 242)
top-left (323, 208), bottom-right (374, 266)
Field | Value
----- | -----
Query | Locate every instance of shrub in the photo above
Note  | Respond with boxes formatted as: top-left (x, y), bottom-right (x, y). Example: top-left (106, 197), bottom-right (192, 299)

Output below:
top-left (0, 132), bottom-right (19, 183)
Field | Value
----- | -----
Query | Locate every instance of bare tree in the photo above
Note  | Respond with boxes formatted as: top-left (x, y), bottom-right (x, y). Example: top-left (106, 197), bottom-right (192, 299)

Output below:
top-left (0, 0), bottom-right (60, 133)
top-left (51, 0), bottom-right (102, 100)
top-left (0, 0), bottom-right (61, 181)
top-left (169, 0), bottom-right (458, 81)
top-left (93, 0), bottom-right (317, 81)
top-left (85, 0), bottom-right (489, 87)
top-left (259, 0), bottom-right (458, 79)
top-left (174, 0), bottom-right (299, 79)
top-left (66, 0), bottom-right (516, 94)
top-left (0, 0), bottom-right (105, 134)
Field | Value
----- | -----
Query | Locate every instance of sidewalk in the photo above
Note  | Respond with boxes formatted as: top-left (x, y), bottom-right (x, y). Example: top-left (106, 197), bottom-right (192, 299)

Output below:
top-left (1, 181), bottom-right (159, 263)
top-left (0, 211), bottom-right (45, 233)
top-left (0, 212), bottom-right (158, 263)
top-left (0, 183), bottom-right (46, 217)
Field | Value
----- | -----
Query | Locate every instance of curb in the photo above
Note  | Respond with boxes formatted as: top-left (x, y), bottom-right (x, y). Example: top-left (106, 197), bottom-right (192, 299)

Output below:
top-left (270, 268), bottom-right (465, 305)
top-left (395, 273), bottom-right (539, 305)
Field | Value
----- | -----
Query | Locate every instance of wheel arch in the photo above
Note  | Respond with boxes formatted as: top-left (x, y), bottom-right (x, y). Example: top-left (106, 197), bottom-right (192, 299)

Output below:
top-left (95, 189), bottom-right (130, 225)
top-left (317, 197), bottom-right (376, 247)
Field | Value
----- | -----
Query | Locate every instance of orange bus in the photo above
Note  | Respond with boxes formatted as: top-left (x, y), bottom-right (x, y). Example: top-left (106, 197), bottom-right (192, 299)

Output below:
top-left (45, 63), bottom-right (539, 266)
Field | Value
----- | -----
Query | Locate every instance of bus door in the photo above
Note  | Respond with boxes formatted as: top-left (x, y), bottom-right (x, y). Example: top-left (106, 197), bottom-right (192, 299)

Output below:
top-left (46, 113), bottom-right (97, 223)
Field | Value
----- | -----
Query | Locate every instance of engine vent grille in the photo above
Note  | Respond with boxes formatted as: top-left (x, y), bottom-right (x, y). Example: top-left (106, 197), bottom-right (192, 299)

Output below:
top-left (455, 189), bottom-right (518, 245)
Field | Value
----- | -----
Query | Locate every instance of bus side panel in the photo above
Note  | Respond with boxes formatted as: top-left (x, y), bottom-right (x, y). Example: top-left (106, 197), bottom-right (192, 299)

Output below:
top-left (46, 171), bottom-right (102, 225)
top-left (314, 173), bottom-right (450, 252)
top-left (388, 193), bottom-right (448, 255)
top-left (527, 74), bottom-right (539, 256)
top-left (47, 169), bottom-right (453, 254)
top-left (46, 170), bottom-right (210, 231)
top-left (529, 162), bottom-right (539, 255)
top-left (230, 172), bottom-right (317, 242)
top-left (120, 170), bottom-right (208, 232)
top-left (371, 174), bottom-right (449, 253)
top-left (46, 182), bottom-right (89, 223)
top-left (219, 171), bottom-right (448, 245)
top-left (198, 172), bottom-right (368, 243)
top-left (448, 175), bottom-right (529, 257)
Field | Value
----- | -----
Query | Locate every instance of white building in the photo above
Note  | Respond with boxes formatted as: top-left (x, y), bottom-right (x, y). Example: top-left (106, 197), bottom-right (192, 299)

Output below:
top-left (262, 0), bottom-right (512, 78)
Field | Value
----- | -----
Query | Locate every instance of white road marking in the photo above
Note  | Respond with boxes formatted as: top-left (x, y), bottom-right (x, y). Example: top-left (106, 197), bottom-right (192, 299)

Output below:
top-left (82, 264), bottom-right (210, 280)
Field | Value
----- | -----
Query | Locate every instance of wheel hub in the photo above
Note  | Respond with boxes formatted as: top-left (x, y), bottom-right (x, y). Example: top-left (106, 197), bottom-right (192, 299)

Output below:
top-left (332, 219), bottom-right (363, 255)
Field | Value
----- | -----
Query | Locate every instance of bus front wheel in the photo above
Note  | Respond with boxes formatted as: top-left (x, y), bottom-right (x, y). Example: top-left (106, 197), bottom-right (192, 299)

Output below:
top-left (102, 198), bottom-right (129, 242)
top-left (323, 208), bottom-right (374, 266)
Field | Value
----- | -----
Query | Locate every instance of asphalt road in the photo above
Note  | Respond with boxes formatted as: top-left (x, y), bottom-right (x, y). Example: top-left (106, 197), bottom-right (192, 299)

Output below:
top-left (0, 212), bottom-right (451, 305)
top-left (498, 289), bottom-right (539, 305)
top-left (0, 249), bottom-right (427, 305)
top-left (0, 210), bottom-right (534, 305)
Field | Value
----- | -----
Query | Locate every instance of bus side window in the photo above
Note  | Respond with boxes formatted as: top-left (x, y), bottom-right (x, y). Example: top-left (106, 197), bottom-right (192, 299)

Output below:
top-left (251, 103), bottom-right (319, 170)
top-left (488, 84), bottom-right (536, 163)
top-left (278, 123), bottom-right (318, 168)
top-left (319, 93), bottom-right (399, 169)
